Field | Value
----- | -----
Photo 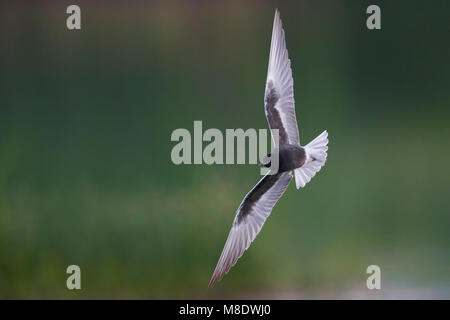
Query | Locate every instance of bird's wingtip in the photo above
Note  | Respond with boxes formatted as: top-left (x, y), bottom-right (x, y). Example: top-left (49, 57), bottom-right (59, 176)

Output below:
top-left (208, 275), bottom-right (219, 288)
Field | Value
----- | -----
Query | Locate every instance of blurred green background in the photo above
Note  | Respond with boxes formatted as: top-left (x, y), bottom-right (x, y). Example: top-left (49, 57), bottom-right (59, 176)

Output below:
top-left (0, 0), bottom-right (449, 298)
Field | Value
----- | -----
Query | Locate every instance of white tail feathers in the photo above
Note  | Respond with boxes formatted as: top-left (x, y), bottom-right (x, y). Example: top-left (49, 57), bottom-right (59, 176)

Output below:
top-left (294, 130), bottom-right (328, 189)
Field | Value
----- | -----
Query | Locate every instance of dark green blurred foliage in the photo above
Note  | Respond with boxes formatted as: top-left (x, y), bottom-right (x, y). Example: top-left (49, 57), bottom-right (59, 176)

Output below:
top-left (0, 1), bottom-right (449, 298)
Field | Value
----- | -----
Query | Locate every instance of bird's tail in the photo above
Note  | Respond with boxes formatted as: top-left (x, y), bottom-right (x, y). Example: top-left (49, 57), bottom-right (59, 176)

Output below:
top-left (294, 130), bottom-right (328, 189)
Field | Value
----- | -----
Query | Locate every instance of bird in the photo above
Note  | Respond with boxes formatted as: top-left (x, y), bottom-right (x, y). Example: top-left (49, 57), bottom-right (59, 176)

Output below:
top-left (209, 9), bottom-right (329, 287)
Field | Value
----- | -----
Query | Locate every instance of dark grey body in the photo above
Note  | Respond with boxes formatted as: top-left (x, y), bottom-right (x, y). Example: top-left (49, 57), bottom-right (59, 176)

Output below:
top-left (261, 144), bottom-right (306, 173)
top-left (277, 144), bottom-right (306, 172)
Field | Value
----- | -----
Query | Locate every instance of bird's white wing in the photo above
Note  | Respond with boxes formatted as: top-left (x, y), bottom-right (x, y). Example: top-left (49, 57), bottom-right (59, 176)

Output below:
top-left (209, 171), bottom-right (292, 286)
top-left (264, 9), bottom-right (300, 147)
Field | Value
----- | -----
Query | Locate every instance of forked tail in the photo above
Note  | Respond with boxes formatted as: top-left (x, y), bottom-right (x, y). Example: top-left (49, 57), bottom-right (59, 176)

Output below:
top-left (294, 130), bottom-right (328, 189)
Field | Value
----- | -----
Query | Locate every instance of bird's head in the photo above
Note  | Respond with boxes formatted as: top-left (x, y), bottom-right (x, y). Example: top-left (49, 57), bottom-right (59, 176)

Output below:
top-left (257, 153), bottom-right (272, 168)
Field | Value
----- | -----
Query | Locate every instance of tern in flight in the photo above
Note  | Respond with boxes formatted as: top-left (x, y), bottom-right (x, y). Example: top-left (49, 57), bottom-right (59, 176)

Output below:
top-left (209, 9), bottom-right (329, 286)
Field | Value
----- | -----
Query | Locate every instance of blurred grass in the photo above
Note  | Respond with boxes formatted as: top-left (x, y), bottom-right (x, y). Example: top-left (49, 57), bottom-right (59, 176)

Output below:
top-left (0, 0), bottom-right (449, 298)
